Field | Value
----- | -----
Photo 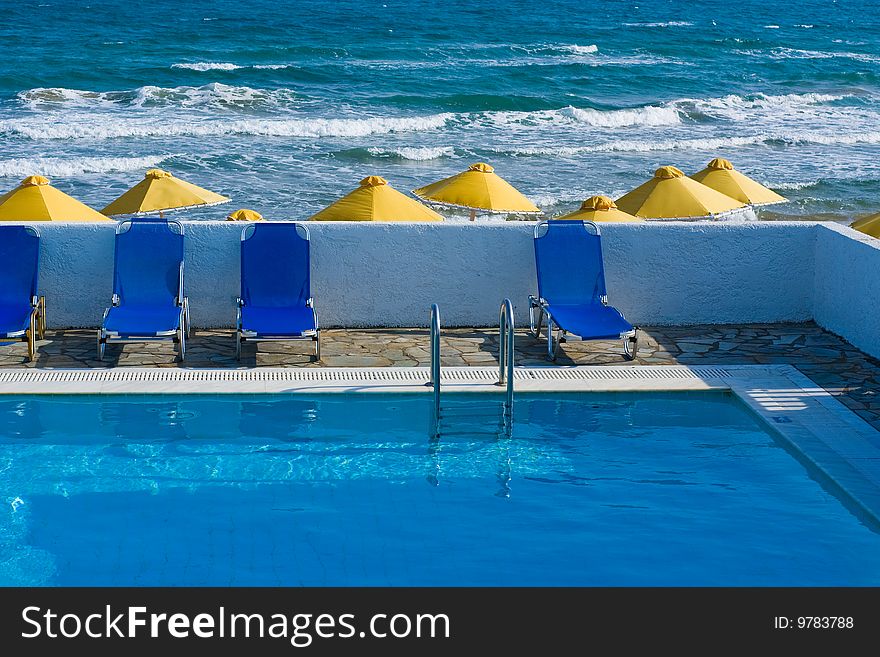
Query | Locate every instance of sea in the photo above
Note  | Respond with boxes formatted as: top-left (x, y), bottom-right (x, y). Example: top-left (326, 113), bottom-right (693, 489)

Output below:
top-left (1, 0), bottom-right (879, 221)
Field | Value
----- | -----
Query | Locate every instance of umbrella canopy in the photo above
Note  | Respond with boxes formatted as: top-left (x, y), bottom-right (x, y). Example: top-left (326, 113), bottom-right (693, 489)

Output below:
top-left (616, 166), bottom-right (746, 219)
top-left (227, 208), bottom-right (263, 221)
top-left (851, 212), bottom-right (880, 238)
top-left (412, 162), bottom-right (540, 215)
top-left (0, 175), bottom-right (109, 222)
top-left (690, 158), bottom-right (786, 206)
top-left (554, 195), bottom-right (642, 222)
top-left (308, 175), bottom-right (443, 222)
top-left (101, 169), bottom-right (230, 216)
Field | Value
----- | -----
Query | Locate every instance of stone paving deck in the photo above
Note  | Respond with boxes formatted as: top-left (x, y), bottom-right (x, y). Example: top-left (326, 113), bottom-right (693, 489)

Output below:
top-left (2, 322), bottom-right (879, 431)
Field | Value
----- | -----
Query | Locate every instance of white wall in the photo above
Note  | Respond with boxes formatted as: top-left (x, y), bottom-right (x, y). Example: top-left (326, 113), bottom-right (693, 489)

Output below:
top-left (813, 223), bottom-right (880, 358)
top-left (30, 220), bottom-right (818, 331)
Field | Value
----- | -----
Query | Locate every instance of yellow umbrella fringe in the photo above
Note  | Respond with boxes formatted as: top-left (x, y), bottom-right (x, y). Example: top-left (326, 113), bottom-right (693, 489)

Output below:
top-left (412, 194), bottom-right (543, 215)
top-left (104, 198), bottom-right (231, 218)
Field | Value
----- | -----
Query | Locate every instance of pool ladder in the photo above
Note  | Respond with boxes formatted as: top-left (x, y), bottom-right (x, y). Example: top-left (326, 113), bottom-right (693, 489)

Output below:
top-left (428, 300), bottom-right (515, 436)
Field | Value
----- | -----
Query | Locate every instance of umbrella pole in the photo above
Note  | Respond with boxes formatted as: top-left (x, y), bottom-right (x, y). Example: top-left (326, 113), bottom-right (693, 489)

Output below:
top-left (469, 209), bottom-right (476, 222)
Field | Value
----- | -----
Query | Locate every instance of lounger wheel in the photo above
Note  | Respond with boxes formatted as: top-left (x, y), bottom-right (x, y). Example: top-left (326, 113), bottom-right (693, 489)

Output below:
top-left (623, 331), bottom-right (639, 361)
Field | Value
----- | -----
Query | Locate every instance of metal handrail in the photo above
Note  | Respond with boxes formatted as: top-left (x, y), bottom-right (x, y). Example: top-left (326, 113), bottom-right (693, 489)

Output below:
top-left (429, 303), bottom-right (441, 418)
top-left (497, 298), bottom-right (515, 421)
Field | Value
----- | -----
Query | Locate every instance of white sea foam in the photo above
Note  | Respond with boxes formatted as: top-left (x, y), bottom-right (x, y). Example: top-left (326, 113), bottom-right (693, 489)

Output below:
top-left (18, 84), bottom-right (301, 111)
top-left (171, 62), bottom-right (244, 71)
top-left (771, 180), bottom-right (820, 190)
top-left (623, 21), bottom-right (694, 27)
top-left (737, 47), bottom-right (880, 63)
top-left (252, 64), bottom-right (295, 69)
top-left (559, 44), bottom-right (598, 54)
top-left (486, 104), bottom-right (682, 129)
top-left (0, 113), bottom-right (455, 140)
top-left (491, 130), bottom-right (880, 156)
top-left (764, 25), bottom-right (780, 29)
top-left (0, 155), bottom-right (170, 178)
top-left (674, 92), bottom-right (849, 121)
top-left (366, 146), bottom-right (455, 160)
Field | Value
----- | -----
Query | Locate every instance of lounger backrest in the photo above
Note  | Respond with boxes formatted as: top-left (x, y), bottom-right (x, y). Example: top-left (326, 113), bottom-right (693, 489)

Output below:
top-left (0, 225), bottom-right (39, 307)
top-left (240, 223), bottom-right (311, 308)
top-left (113, 219), bottom-right (184, 307)
top-left (534, 220), bottom-right (607, 305)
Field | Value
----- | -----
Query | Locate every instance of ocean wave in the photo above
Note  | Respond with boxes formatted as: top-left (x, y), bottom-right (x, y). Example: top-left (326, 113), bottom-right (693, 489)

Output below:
top-left (0, 155), bottom-right (169, 177)
top-left (173, 62), bottom-right (297, 71)
top-left (559, 44), bottom-right (598, 55)
top-left (623, 21), bottom-right (694, 27)
top-left (737, 47), bottom-right (880, 63)
top-left (483, 92), bottom-right (845, 130)
top-left (770, 180), bottom-right (820, 190)
top-left (18, 83), bottom-right (302, 111)
top-left (491, 130), bottom-right (880, 156)
top-left (486, 104), bottom-right (682, 129)
top-left (366, 146), bottom-right (456, 160)
top-left (673, 92), bottom-right (850, 121)
top-left (171, 62), bottom-right (244, 71)
top-left (0, 113), bottom-right (455, 140)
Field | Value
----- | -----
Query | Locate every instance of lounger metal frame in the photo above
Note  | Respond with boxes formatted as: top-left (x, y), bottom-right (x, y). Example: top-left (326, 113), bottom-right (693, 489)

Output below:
top-left (97, 219), bottom-right (190, 361)
top-left (1, 225), bottom-right (46, 362)
top-left (235, 222), bottom-right (320, 361)
top-left (528, 220), bottom-right (638, 361)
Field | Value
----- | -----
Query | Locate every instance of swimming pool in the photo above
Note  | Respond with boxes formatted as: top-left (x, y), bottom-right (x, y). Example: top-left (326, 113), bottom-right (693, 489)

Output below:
top-left (1, 391), bottom-right (878, 586)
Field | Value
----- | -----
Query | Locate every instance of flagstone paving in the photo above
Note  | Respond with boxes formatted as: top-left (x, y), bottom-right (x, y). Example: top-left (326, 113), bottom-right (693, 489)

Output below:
top-left (2, 322), bottom-right (879, 431)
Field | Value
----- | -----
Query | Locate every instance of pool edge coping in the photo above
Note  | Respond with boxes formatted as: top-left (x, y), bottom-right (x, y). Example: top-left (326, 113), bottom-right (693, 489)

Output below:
top-left (1, 364), bottom-right (879, 523)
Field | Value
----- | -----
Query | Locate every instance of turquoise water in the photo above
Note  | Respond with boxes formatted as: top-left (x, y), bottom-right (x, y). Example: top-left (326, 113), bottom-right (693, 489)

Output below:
top-left (1, 391), bottom-right (878, 586)
top-left (1, 0), bottom-right (879, 221)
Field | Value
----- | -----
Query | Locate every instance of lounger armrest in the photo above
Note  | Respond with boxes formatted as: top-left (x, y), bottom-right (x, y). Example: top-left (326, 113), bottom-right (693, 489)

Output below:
top-left (177, 262), bottom-right (185, 307)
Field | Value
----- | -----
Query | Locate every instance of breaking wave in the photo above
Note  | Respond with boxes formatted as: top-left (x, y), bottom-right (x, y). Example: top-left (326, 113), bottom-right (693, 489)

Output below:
top-left (0, 155), bottom-right (169, 177)
top-left (17, 84), bottom-right (302, 111)
top-left (0, 113), bottom-right (455, 140)
top-left (365, 146), bottom-right (456, 160)
top-left (171, 62), bottom-right (244, 71)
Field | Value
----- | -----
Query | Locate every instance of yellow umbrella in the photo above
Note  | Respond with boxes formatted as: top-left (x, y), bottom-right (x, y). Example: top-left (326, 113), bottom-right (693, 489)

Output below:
top-left (690, 158), bottom-right (786, 206)
top-left (851, 212), bottom-right (880, 238)
top-left (412, 162), bottom-right (540, 220)
top-left (554, 195), bottom-right (643, 222)
top-left (101, 169), bottom-right (230, 217)
top-left (0, 175), bottom-right (109, 222)
top-left (308, 175), bottom-right (443, 222)
top-left (616, 166), bottom-right (746, 219)
top-left (227, 208), bottom-right (263, 221)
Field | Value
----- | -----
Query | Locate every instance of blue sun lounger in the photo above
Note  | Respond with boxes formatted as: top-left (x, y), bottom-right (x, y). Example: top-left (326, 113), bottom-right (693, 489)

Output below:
top-left (98, 219), bottom-right (189, 361)
top-left (0, 225), bottom-right (45, 362)
top-left (236, 222), bottom-right (319, 361)
top-left (529, 219), bottom-right (638, 361)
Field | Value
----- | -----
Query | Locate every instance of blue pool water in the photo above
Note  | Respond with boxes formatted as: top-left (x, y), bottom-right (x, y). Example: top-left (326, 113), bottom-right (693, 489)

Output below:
top-left (1, 391), bottom-right (878, 586)
top-left (2, 0), bottom-right (880, 221)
